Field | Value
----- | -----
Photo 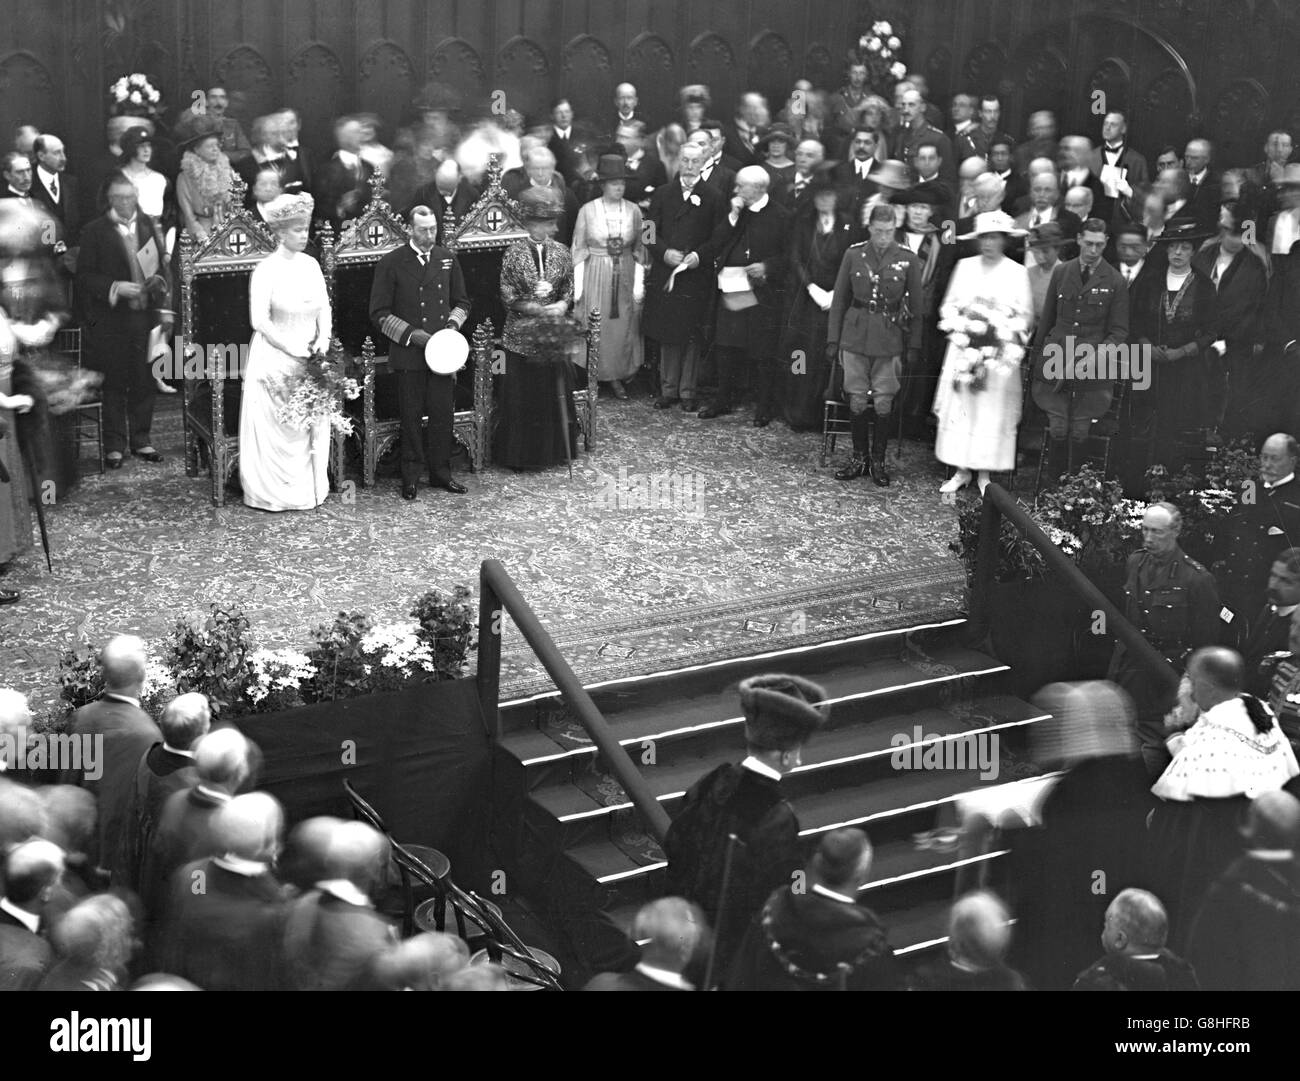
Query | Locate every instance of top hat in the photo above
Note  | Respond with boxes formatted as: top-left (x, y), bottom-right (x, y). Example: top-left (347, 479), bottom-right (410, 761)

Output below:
top-left (517, 186), bottom-right (565, 221)
top-left (739, 673), bottom-right (830, 752)
top-left (958, 209), bottom-right (1026, 239)
top-left (594, 153), bottom-right (634, 184)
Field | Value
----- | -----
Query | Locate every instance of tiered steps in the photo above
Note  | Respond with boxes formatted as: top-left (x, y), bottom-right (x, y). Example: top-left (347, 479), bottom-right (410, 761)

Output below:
top-left (490, 615), bottom-right (1054, 981)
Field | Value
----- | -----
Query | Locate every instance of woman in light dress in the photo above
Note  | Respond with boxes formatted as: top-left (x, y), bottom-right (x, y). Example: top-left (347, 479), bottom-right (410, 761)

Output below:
top-left (239, 193), bottom-right (333, 511)
top-left (933, 211), bottom-right (1032, 495)
top-left (571, 154), bottom-right (646, 399)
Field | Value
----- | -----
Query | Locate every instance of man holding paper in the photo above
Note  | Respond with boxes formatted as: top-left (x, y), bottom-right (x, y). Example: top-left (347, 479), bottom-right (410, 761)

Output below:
top-left (643, 143), bottom-right (726, 411)
top-left (76, 172), bottom-right (173, 468)
top-left (1096, 112), bottom-right (1149, 224)
top-left (699, 166), bottom-right (792, 425)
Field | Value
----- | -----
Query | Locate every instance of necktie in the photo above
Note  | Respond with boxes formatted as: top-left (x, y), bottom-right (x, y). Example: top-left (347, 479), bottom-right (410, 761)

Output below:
top-left (1081, 264), bottom-right (1091, 285)
top-left (1032, 212), bottom-right (1042, 227)
top-left (418, 252), bottom-right (427, 268)
top-left (50, 176), bottom-right (58, 201)
top-left (857, 162), bottom-right (868, 179)
top-left (1124, 267), bottom-right (1132, 284)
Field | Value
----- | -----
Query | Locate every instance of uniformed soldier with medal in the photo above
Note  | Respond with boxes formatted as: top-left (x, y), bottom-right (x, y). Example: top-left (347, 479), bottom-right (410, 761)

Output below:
top-left (825, 203), bottom-right (923, 486)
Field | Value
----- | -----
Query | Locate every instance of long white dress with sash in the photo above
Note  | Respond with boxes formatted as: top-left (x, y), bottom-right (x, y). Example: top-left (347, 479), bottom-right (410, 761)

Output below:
top-left (239, 248), bottom-right (332, 511)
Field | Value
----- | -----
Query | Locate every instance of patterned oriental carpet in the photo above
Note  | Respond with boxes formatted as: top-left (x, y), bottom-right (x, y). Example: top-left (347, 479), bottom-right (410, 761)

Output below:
top-left (0, 395), bottom-right (965, 713)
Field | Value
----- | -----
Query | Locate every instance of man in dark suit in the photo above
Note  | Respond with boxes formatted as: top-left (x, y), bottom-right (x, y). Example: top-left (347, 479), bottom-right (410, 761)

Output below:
top-left (911, 141), bottom-right (955, 223)
top-left (729, 828), bottom-right (900, 991)
top-left (607, 82), bottom-right (648, 142)
top-left (504, 147), bottom-right (579, 244)
top-left (785, 138), bottom-right (825, 212)
top-left (66, 634), bottom-right (160, 874)
top-left (75, 173), bottom-right (172, 468)
top-left (30, 134), bottom-right (80, 249)
top-left (282, 820), bottom-right (398, 991)
top-left (276, 108), bottom-right (314, 193)
top-left (370, 204), bottom-right (470, 500)
top-left (1221, 434), bottom-right (1300, 621)
top-left (1096, 112), bottom-right (1149, 218)
top-left (663, 673), bottom-right (828, 979)
top-left (690, 126), bottom-right (736, 197)
top-left (237, 113), bottom-right (308, 197)
top-left (616, 120), bottom-right (667, 209)
top-left (0, 840), bottom-right (63, 990)
top-left (546, 98), bottom-right (589, 185)
top-left (897, 87), bottom-right (955, 186)
top-left (1015, 170), bottom-right (1083, 264)
top-left (970, 95), bottom-right (1014, 164)
top-left (1182, 138), bottom-right (1221, 233)
top-left (583, 897), bottom-right (705, 991)
top-left (404, 159), bottom-right (478, 245)
top-left (1236, 548), bottom-right (1300, 696)
top-left (312, 115), bottom-right (375, 231)
top-left (896, 186), bottom-right (956, 435)
top-left (989, 136), bottom-right (1028, 215)
top-left (722, 92), bottom-right (767, 170)
top-left (1031, 217), bottom-right (1130, 481)
top-left (115, 692), bottom-right (209, 892)
top-left (1060, 135), bottom-right (1110, 220)
top-left (160, 792), bottom-right (288, 991)
top-left (644, 143), bottom-right (725, 412)
top-left (1013, 110), bottom-right (1059, 177)
top-left (830, 126), bottom-right (882, 217)
top-left (699, 167), bottom-right (792, 424)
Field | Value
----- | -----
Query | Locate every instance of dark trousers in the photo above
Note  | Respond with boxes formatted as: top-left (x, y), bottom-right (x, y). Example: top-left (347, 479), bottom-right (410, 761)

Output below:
top-left (714, 346), bottom-right (783, 411)
top-left (395, 367), bottom-right (454, 487)
top-left (99, 316), bottom-right (155, 456)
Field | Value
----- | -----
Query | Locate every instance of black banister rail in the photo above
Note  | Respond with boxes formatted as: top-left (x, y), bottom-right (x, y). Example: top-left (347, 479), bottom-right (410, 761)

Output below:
top-left (971, 483), bottom-right (1180, 693)
top-left (476, 558), bottom-right (672, 843)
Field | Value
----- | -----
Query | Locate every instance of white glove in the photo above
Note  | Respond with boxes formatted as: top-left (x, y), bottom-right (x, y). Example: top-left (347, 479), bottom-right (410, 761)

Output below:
top-left (572, 261), bottom-right (585, 304)
top-left (632, 261), bottom-right (645, 305)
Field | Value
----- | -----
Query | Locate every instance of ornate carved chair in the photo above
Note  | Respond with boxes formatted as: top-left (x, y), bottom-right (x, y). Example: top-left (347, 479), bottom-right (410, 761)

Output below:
top-left (449, 156), bottom-right (599, 459)
top-left (324, 177), bottom-right (491, 484)
top-left (179, 179), bottom-right (278, 505)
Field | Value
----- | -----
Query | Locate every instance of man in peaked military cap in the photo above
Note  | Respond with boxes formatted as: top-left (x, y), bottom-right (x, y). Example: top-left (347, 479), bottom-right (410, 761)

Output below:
top-left (663, 673), bottom-right (829, 980)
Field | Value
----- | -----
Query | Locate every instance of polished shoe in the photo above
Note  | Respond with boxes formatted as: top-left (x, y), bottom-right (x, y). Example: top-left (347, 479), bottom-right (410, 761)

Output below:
top-left (131, 447), bottom-right (164, 463)
top-left (106, 454), bottom-right (124, 469)
top-left (753, 413), bottom-right (771, 428)
top-left (697, 403), bottom-right (731, 419)
top-left (680, 398), bottom-right (698, 412)
top-left (869, 457), bottom-right (891, 487)
top-left (401, 484), bottom-right (418, 500)
top-left (0, 589), bottom-right (18, 605)
top-left (654, 396), bottom-right (679, 409)
top-left (609, 380), bottom-right (628, 400)
top-left (835, 456), bottom-right (867, 481)
top-left (432, 479), bottom-right (468, 494)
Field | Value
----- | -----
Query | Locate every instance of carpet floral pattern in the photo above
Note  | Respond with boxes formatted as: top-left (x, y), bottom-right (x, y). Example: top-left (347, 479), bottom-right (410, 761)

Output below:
top-left (1, 396), bottom-right (964, 712)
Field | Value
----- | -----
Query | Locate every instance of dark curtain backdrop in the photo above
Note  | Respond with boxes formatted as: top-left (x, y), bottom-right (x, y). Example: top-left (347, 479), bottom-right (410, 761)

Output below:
top-left (4, 1), bottom-right (1299, 179)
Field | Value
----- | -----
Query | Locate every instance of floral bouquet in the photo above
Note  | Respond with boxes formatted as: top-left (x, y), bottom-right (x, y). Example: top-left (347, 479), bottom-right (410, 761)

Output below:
top-left (273, 351), bottom-right (361, 436)
top-left (109, 73), bottom-right (162, 119)
top-left (1035, 465), bottom-right (1145, 572)
top-left (938, 297), bottom-right (1028, 393)
top-left (857, 20), bottom-right (908, 90)
top-left (245, 647), bottom-right (315, 713)
top-left (514, 314), bottom-right (585, 365)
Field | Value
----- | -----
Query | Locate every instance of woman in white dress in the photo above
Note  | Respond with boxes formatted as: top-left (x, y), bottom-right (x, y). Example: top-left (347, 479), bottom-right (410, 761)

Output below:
top-left (239, 193), bottom-right (333, 511)
top-left (933, 211), bottom-right (1032, 495)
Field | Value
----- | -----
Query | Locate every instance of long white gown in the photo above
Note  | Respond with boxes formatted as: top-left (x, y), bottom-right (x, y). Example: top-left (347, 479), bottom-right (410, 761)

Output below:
top-left (933, 254), bottom-right (1033, 472)
top-left (239, 248), bottom-right (332, 511)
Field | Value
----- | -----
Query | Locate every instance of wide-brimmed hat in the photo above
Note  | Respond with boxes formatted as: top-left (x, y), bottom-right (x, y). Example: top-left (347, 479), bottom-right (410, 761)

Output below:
top-left (958, 209), bottom-right (1026, 239)
top-left (757, 123), bottom-right (796, 151)
top-left (594, 153), bottom-right (634, 184)
top-left (175, 113), bottom-right (224, 152)
top-left (871, 159), bottom-right (911, 191)
top-left (1150, 217), bottom-right (1213, 245)
top-left (679, 84), bottom-right (711, 109)
top-left (1026, 220), bottom-right (1066, 248)
top-left (896, 185), bottom-right (944, 207)
top-left (517, 186), bottom-right (564, 221)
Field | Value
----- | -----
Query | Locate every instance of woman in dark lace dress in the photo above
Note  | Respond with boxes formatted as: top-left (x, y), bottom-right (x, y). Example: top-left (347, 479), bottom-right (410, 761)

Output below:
top-left (1129, 219), bottom-right (1218, 473)
top-left (494, 187), bottom-right (579, 471)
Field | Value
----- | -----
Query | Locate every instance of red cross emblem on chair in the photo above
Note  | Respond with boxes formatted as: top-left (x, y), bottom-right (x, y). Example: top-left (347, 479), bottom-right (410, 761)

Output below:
top-left (227, 229), bottom-right (249, 255)
top-left (365, 222), bottom-right (386, 246)
top-left (484, 206), bottom-right (505, 231)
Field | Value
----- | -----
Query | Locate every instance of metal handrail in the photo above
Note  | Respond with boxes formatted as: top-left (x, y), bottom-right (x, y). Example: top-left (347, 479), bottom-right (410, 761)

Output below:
top-left (971, 483), bottom-right (1180, 693)
top-left (476, 558), bottom-right (672, 843)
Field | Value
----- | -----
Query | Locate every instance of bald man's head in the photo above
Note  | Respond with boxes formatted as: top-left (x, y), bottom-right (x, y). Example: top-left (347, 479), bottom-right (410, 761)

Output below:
top-left (195, 727), bottom-right (252, 792)
top-left (325, 820), bottom-right (390, 890)
top-left (959, 156), bottom-right (989, 182)
top-left (159, 693), bottom-right (211, 751)
top-left (1261, 432), bottom-right (1299, 485)
top-left (972, 171), bottom-right (1005, 211)
top-left (4, 839), bottom-right (65, 908)
top-left (948, 891), bottom-right (1013, 970)
top-left (1244, 791), bottom-right (1300, 850)
top-left (1187, 646), bottom-right (1245, 712)
top-left (212, 791), bottom-right (284, 863)
top-left (634, 897), bottom-right (707, 973)
top-left (100, 635), bottom-right (147, 694)
top-left (434, 158), bottom-right (461, 196)
top-left (1103, 888), bottom-right (1168, 954)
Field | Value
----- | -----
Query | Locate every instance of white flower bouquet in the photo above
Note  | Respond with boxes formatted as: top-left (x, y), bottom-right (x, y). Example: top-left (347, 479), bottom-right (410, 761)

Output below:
top-left (858, 21), bottom-right (908, 89)
top-left (109, 73), bottom-right (162, 118)
top-left (938, 297), bottom-right (1028, 393)
top-left (245, 648), bottom-right (315, 711)
top-left (273, 351), bottom-right (361, 436)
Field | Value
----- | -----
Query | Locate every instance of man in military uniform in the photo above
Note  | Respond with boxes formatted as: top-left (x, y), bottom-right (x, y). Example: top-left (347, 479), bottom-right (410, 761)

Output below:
top-left (1031, 216), bottom-right (1129, 484)
top-left (825, 203), bottom-right (923, 486)
top-left (663, 673), bottom-right (829, 982)
top-left (370, 204), bottom-right (471, 501)
top-left (1108, 502), bottom-right (1222, 777)
top-left (1221, 434), bottom-right (1300, 620)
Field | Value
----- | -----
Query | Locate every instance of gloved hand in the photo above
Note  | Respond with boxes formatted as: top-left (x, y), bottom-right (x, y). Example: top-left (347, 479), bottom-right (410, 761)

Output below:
top-left (825, 341), bottom-right (839, 361)
top-left (410, 330), bottom-right (432, 348)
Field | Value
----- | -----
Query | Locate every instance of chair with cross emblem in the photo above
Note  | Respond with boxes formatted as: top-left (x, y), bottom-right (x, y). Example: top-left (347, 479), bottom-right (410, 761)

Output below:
top-left (325, 175), bottom-right (491, 485)
top-left (449, 155), bottom-right (600, 460)
top-left (179, 176), bottom-right (283, 505)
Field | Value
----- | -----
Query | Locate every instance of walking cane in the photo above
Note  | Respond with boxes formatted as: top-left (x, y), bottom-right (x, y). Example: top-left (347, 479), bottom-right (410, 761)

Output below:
top-left (703, 833), bottom-right (744, 991)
